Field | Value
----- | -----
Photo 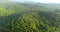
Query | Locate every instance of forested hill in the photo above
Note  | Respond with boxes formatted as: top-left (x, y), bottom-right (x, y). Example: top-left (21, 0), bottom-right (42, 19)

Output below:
top-left (0, 2), bottom-right (60, 32)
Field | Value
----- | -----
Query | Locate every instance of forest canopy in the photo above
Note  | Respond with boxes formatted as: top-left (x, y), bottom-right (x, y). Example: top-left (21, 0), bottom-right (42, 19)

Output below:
top-left (0, 1), bottom-right (60, 32)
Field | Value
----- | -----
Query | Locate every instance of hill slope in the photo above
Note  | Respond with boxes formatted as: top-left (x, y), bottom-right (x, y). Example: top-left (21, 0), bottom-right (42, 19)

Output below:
top-left (0, 2), bottom-right (60, 32)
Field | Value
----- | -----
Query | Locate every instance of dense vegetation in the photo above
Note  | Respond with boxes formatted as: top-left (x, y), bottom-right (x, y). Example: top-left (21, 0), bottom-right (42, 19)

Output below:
top-left (0, 2), bottom-right (60, 32)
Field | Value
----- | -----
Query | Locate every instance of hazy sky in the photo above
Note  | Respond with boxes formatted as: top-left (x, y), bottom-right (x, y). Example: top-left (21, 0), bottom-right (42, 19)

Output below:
top-left (31, 0), bottom-right (60, 3)
top-left (10, 0), bottom-right (60, 3)
top-left (1, 0), bottom-right (60, 3)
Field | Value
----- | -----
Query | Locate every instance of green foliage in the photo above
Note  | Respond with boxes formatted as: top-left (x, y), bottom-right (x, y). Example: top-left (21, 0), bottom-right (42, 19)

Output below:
top-left (12, 12), bottom-right (60, 32)
top-left (0, 2), bottom-right (60, 32)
